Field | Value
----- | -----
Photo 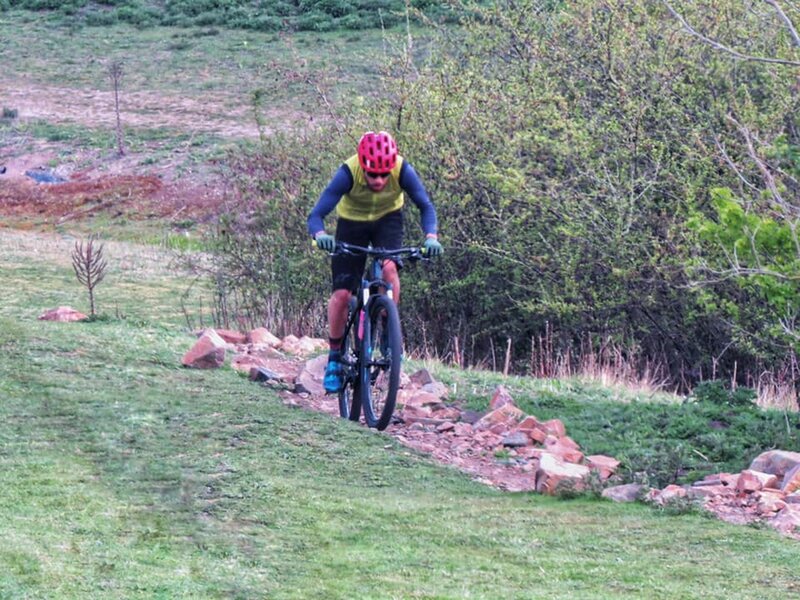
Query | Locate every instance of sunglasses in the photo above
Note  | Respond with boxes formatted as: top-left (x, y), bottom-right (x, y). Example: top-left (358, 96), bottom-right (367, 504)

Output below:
top-left (366, 171), bottom-right (390, 179)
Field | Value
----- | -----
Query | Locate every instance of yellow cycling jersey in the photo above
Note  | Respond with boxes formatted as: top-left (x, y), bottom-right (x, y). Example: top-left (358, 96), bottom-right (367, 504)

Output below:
top-left (336, 154), bottom-right (405, 222)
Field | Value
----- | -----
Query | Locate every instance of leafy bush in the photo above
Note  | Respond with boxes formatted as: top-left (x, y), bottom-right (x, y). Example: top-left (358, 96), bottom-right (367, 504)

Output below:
top-left (690, 380), bottom-right (757, 408)
top-left (198, 0), bottom-right (800, 394)
top-left (85, 11), bottom-right (117, 25)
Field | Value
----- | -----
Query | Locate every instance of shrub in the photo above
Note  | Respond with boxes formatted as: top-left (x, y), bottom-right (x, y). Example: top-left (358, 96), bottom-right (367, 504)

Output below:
top-left (295, 10), bottom-right (337, 31)
top-left (85, 11), bottom-right (117, 26)
top-left (691, 381), bottom-right (757, 408)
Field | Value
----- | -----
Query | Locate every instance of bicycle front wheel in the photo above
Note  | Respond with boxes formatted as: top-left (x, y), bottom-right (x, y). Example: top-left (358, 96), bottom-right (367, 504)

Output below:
top-left (359, 294), bottom-right (402, 430)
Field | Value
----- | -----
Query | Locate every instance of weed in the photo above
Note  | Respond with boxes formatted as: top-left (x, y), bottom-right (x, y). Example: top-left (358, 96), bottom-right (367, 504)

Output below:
top-left (659, 495), bottom-right (703, 516)
top-left (167, 39), bottom-right (192, 51)
top-left (493, 448), bottom-right (512, 461)
top-left (2, 106), bottom-right (18, 119)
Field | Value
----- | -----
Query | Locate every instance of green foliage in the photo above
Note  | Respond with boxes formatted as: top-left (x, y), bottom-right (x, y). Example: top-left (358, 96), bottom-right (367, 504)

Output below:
top-left (690, 380), bottom-right (757, 408)
top-left (6, 0), bottom-right (460, 31)
top-left (379, 0), bottom-right (740, 373)
top-left (689, 179), bottom-right (800, 354)
top-left (204, 0), bottom-right (800, 387)
top-left (207, 131), bottom-right (347, 334)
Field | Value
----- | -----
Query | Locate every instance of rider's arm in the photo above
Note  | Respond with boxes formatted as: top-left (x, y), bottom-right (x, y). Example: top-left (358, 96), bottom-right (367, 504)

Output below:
top-left (307, 165), bottom-right (354, 237)
top-left (399, 161), bottom-right (438, 237)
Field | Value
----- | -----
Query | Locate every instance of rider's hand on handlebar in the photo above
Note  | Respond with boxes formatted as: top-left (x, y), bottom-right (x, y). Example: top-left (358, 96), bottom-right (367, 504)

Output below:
top-left (315, 233), bottom-right (336, 252)
top-left (423, 236), bottom-right (443, 257)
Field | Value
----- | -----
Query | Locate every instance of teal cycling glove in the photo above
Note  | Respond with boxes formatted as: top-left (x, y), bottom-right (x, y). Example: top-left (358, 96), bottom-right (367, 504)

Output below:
top-left (315, 233), bottom-right (336, 252)
top-left (423, 237), bottom-right (443, 257)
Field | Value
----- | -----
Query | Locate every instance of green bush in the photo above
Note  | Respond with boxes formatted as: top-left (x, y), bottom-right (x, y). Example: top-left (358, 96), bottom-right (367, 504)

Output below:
top-left (295, 10), bottom-right (337, 31)
top-left (200, 0), bottom-right (800, 394)
top-left (7, 0), bottom-right (435, 32)
top-left (85, 11), bottom-right (118, 25)
top-left (691, 381), bottom-right (757, 408)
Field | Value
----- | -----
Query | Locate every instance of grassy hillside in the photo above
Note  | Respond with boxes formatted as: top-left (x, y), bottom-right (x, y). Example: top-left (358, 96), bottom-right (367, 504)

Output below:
top-left (1, 231), bottom-right (799, 598)
top-left (0, 10), bottom-right (400, 138)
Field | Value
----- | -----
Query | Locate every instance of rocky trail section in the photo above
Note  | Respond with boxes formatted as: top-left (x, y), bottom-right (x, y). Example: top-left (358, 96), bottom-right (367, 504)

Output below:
top-left (171, 325), bottom-right (800, 540)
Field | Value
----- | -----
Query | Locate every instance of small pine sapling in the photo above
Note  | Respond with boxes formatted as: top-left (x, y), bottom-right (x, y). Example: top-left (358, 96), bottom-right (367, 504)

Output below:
top-left (72, 237), bottom-right (107, 317)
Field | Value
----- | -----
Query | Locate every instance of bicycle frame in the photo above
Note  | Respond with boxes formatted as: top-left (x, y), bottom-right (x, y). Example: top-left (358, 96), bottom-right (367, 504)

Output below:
top-left (331, 242), bottom-right (427, 427)
top-left (336, 241), bottom-right (425, 345)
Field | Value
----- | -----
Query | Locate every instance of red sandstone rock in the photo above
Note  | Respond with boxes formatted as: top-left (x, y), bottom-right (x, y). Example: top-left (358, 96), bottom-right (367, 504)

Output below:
top-left (602, 483), bottom-right (645, 502)
top-left (182, 329), bottom-right (227, 368)
top-left (489, 385), bottom-right (515, 410)
top-left (474, 403), bottom-right (524, 431)
top-left (248, 327), bottom-right (281, 347)
top-left (781, 463), bottom-right (800, 494)
top-left (540, 418), bottom-right (566, 438)
top-left (736, 470), bottom-right (778, 493)
top-left (535, 453), bottom-right (590, 495)
top-left (38, 306), bottom-right (88, 322)
top-left (543, 436), bottom-right (584, 463)
top-left (215, 329), bottom-right (247, 344)
top-left (587, 455), bottom-right (621, 480)
top-left (655, 484), bottom-right (687, 505)
top-left (749, 450), bottom-right (800, 478)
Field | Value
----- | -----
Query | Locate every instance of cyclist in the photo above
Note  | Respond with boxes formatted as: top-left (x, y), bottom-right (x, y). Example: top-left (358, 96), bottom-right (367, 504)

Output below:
top-left (308, 130), bottom-right (443, 393)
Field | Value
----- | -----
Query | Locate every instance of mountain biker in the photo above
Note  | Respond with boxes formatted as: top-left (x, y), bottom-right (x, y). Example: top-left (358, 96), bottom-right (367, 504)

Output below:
top-left (308, 130), bottom-right (443, 393)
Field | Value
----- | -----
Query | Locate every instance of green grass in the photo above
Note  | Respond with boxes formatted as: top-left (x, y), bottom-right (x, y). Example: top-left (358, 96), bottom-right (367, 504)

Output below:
top-left (1, 118), bottom-right (230, 161)
top-left (422, 364), bottom-right (800, 488)
top-left (1, 231), bottom-right (800, 598)
top-left (0, 10), bottom-right (422, 115)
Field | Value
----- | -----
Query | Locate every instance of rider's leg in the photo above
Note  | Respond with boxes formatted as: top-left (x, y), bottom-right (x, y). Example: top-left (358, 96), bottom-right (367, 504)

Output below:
top-left (324, 289), bottom-right (351, 393)
top-left (325, 218), bottom-right (367, 393)
top-left (327, 289), bottom-right (352, 348)
top-left (381, 259), bottom-right (400, 305)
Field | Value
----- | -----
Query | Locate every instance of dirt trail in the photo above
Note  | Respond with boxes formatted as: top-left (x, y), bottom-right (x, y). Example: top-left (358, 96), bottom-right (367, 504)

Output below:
top-left (0, 76), bottom-right (302, 138)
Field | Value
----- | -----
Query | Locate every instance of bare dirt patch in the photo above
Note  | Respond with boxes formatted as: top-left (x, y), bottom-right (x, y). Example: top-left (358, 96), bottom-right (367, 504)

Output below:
top-left (0, 76), bottom-right (255, 228)
top-left (0, 170), bottom-right (227, 230)
top-left (1, 76), bottom-right (290, 139)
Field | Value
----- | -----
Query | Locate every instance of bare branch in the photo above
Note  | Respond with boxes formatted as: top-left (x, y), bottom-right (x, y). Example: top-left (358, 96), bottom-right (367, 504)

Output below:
top-left (714, 137), bottom-right (760, 193)
top-left (725, 113), bottom-right (794, 213)
top-left (662, 1), bottom-right (800, 67)
top-left (764, 0), bottom-right (800, 48)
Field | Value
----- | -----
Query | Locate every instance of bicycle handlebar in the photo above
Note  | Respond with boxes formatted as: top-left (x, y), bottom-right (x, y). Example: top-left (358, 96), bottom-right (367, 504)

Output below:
top-left (331, 241), bottom-right (431, 261)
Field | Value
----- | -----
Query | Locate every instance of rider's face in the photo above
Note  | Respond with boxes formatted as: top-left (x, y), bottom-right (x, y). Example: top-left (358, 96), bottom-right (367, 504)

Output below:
top-left (365, 170), bottom-right (390, 192)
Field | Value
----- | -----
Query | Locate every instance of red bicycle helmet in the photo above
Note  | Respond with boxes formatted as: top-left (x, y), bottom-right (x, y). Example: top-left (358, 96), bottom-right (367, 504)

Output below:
top-left (357, 131), bottom-right (398, 173)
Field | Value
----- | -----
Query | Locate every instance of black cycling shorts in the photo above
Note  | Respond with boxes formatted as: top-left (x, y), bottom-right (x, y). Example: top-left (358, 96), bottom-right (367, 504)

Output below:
top-left (332, 210), bottom-right (404, 292)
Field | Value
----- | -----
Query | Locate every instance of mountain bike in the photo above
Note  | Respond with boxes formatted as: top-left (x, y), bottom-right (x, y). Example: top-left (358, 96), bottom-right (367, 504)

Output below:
top-left (329, 241), bottom-right (429, 431)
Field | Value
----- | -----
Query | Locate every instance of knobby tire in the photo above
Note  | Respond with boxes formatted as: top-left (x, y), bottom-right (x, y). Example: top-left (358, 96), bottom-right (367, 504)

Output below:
top-left (359, 294), bottom-right (402, 430)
